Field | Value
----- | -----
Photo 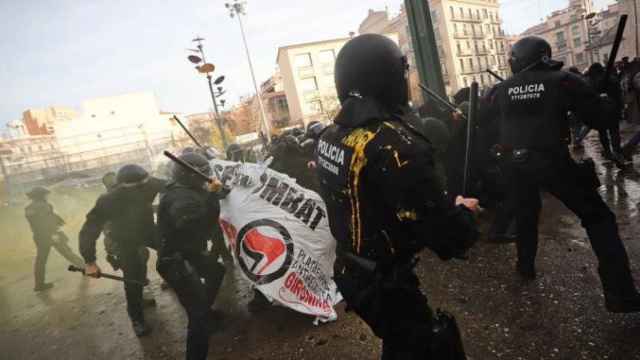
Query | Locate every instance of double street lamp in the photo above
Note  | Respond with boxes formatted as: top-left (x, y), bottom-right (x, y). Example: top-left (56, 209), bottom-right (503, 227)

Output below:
top-left (225, 0), bottom-right (271, 143)
top-left (187, 37), bottom-right (229, 149)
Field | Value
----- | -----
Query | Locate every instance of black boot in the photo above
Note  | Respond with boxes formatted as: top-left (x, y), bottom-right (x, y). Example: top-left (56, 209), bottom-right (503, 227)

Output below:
top-left (599, 267), bottom-right (640, 313)
top-left (34, 283), bottom-right (54, 292)
top-left (131, 319), bottom-right (152, 337)
top-left (516, 261), bottom-right (536, 281)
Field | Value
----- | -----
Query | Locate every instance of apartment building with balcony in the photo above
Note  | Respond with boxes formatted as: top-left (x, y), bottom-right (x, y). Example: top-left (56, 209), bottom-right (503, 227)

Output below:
top-left (520, 0), bottom-right (597, 70)
top-left (276, 37), bottom-right (350, 126)
top-left (429, 0), bottom-right (510, 94)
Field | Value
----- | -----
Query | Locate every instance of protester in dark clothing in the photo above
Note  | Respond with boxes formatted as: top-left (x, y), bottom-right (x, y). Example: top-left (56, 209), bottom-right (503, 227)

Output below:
top-left (157, 153), bottom-right (226, 360)
top-left (80, 164), bottom-right (165, 336)
top-left (25, 187), bottom-right (84, 292)
top-left (585, 62), bottom-right (625, 165)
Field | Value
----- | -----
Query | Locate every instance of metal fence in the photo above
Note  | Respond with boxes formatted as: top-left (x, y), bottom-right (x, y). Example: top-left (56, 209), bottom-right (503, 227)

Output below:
top-left (0, 128), bottom-right (192, 200)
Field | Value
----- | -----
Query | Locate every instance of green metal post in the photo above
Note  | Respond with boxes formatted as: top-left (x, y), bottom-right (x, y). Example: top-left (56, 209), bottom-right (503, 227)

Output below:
top-left (405, 0), bottom-right (447, 98)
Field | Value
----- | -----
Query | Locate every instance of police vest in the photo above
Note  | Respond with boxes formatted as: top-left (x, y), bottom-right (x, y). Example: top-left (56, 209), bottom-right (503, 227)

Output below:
top-left (495, 70), bottom-right (570, 151)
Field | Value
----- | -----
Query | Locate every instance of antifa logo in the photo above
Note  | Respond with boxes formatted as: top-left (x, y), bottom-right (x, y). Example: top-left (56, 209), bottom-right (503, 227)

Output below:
top-left (236, 219), bottom-right (294, 284)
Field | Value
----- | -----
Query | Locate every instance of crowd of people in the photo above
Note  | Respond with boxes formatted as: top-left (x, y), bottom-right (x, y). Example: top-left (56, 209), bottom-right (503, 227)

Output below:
top-left (21, 32), bottom-right (640, 360)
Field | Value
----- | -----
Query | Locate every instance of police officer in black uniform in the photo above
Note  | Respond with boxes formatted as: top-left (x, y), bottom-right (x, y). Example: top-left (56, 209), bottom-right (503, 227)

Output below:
top-left (156, 152), bottom-right (226, 360)
top-left (317, 34), bottom-right (479, 359)
top-left (79, 164), bottom-right (166, 336)
top-left (484, 36), bottom-right (640, 312)
top-left (25, 186), bottom-right (84, 292)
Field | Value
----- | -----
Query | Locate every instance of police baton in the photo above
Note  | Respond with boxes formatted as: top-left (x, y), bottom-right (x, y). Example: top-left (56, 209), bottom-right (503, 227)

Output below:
top-left (463, 82), bottom-right (479, 197)
top-left (418, 84), bottom-right (467, 121)
top-left (486, 69), bottom-right (504, 82)
top-left (603, 15), bottom-right (627, 86)
top-left (163, 150), bottom-right (213, 183)
top-left (173, 115), bottom-right (205, 149)
top-left (68, 265), bottom-right (149, 286)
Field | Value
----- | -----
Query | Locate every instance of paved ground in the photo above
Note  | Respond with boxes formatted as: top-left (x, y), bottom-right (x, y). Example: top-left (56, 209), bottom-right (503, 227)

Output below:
top-left (2, 129), bottom-right (640, 359)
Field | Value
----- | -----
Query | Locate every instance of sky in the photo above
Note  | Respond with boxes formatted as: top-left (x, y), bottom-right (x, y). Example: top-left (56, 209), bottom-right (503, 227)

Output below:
top-left (0, 0), bottom-right (617, 127)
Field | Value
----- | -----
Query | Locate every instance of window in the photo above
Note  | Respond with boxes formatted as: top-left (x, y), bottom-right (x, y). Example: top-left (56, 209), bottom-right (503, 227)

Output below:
top-left (573, 37), bottom-right (581, 47)
top-left (463, 23), bottom-right (468, 35)
top-left (468, 9), bottom-right (472, 19)
top-left (576, 52), bottom-right (585, 63)
top-left (468, 58), bottom-right (473, 69)
top-left (450, 6), bottom-right (454, 18)
top-left (459, 7), bottom-right (463, 17)
top-left (476, 9), bottom-right (480, 20)
top-left (463, 77), bottom-right (468, 87)
top-left (457, 42), bottom-right (461, 53)
top-left (308, 100), bottom-right (323, 114)
top-left (318, 50), bottom-right (335, 64)
top-left (489, 39), bottom-right (494, 49)
top-left (460, 59), bottom-right (465, 70)
top-left (571, 24), bottom-right (580, 35)
top-left (555, 21), bottom-right (561, 28)
top-left (300, 77), bottom-right (318, 92)
top-left (454, 23), bottom-right (458, 33)
top-left (294, 53), bottom-right (312, 68)
top-left (483, 9), bottom-right (488, 19)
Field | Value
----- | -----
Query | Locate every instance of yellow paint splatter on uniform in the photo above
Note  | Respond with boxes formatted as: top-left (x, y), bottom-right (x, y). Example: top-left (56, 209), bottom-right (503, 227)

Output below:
top-left (396, 209), bottom-right (418, 222)
top-left (343, 128), bottom-right (378, 254)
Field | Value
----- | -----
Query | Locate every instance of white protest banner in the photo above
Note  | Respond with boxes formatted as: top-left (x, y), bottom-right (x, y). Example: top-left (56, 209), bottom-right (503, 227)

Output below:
top-left (211, 159), bottom-right (342, 321)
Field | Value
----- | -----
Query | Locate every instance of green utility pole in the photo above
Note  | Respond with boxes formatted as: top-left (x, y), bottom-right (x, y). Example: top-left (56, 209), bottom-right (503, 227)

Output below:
top-left (405, 0), bottom-right (447, 98)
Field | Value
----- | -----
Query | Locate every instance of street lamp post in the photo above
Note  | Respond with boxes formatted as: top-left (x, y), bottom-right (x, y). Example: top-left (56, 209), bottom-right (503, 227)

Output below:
top-left (225, 0), bottom-right (271, 143)
top-left (188, 38), bottom-right (229, 149)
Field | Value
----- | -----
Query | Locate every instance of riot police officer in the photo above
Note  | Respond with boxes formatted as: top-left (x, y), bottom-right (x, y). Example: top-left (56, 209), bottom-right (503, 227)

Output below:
top-left (484, 36), bottom-right (640, 312)
top-left (25, 186), bottom-right (84, 291)
top-left (79, 164), bottom-right (166, 336)
top-left (156, 152), bottom-right (226, 360)
top-left (317, 34), bottom-right (479, 359)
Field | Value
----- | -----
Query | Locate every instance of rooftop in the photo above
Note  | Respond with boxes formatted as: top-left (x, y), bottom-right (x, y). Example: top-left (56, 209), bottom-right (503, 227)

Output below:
top-left (276, 36), bottom-right (351, 64)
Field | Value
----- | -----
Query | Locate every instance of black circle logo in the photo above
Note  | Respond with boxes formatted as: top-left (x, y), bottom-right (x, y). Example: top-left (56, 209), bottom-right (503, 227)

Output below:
top-left (236, 219), bottom-right (294, 284)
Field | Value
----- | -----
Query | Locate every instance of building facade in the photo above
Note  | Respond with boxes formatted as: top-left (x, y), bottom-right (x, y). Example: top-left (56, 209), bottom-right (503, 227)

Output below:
top-left (619, 0), bottom-right (639, 59)
top-left (257, 71), bottom-right (292, 130)
top-left (276, 37), bottom-right (350, 126)
top-left (518, 0), bottom-right (623, 71)
top-left (22, 106), bottom-right (77, 136)
top-left (429, 0), bottom-right (510, 94)
top-left (359, 1), bottom-right (508, 98)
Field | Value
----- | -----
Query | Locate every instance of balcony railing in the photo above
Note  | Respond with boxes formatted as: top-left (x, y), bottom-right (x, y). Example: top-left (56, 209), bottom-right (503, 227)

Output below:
top-left (453, 32), bottom-right (471, 39)
top-left (297, 66), bottom-right (315, 79)
top-left (451, 14), bottom-right (482, 23)
top-left (456, 49), bottom-right (473, 56)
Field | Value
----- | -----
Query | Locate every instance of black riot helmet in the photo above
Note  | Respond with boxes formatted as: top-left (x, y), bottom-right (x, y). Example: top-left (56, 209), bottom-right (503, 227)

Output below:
top-left (116, 164), bottom-right (149, 187)
top-left (226, 143), bottom-right (243, 162)
top-left (509, 36), bottom-right (563, 74)
top-left (26, 186), bottom-right (50, 200)
top-left (306, 121), bottom-right (326, 140)
top-left (335, 34), bottom-right (409, 112)
top-left (173, 152), bottom-right (211, 188)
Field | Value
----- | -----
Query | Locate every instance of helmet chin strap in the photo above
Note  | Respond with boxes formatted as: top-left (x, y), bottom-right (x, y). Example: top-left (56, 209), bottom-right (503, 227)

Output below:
top-left (119, 176), bottom-right (150, 188)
